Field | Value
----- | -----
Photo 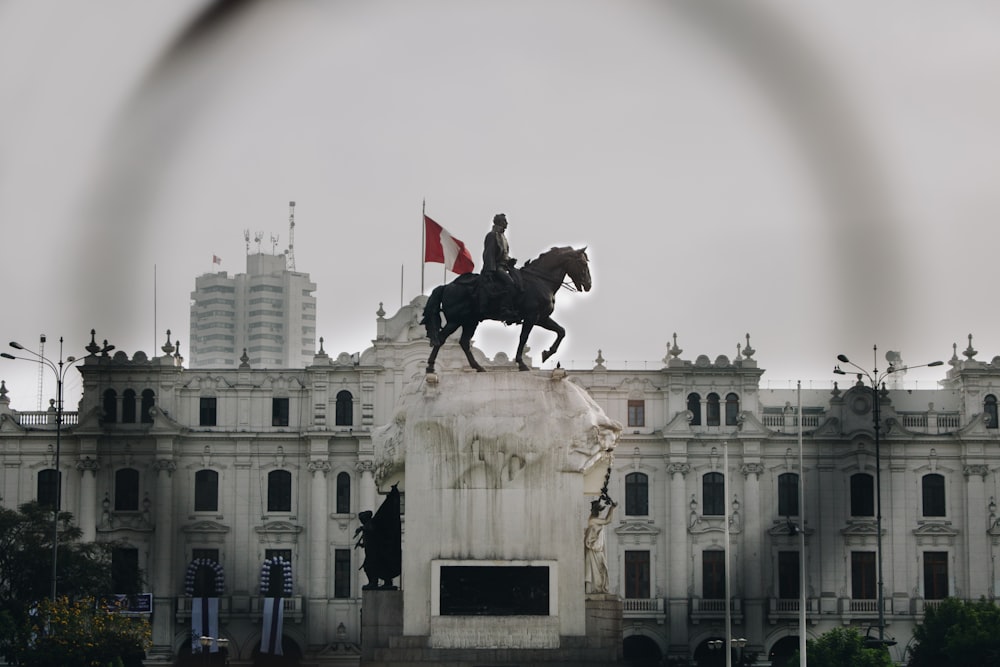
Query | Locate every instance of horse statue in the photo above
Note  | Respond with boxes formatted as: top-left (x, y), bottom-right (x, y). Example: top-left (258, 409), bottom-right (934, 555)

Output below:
top-left (421, 246), bottom-right (591, 373)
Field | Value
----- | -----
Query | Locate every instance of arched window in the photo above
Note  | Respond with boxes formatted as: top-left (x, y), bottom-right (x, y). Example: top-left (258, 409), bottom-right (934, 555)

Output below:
top-left (336, 472), bottom-right (351, 514)
top-left (625, 472), bottom-right (649, 516)
top-left (850, 473), bottom-right (874, 517)
top-left (335, 391), bottom-right (353, 426)
top-left (687, 393), bottom-right (702, 426)
top-left (140, 389), bottom-right (155, 424)
top-left (706, 393), bottom-right (721, 426)
top-left (114, 468), bottom-right (140, 511)
top-left (725, 393), bottom-right (740, 426)
top-left (37, 468), bottom-right (60, 509)
top-left (267, 470), bottom-right (292, 512)
top-left (922, 473), bottom-right (946, 517)
top-left (986, 394), bottom-right (998, 430)
top-left (778, 473), bottom-right (799, 516)
top-left (194, 469), bottom-right (219, 512)
top-left (702, 472), bottom-right (724, 516)
top-left (103, 389), bottom-right (117, 423)
top-left (121, 389), bottom-right (137, 423)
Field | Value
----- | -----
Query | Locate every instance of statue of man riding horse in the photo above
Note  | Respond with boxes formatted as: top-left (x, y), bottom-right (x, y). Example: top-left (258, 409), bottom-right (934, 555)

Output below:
top-left (422, 212), bottom-right (591, 374)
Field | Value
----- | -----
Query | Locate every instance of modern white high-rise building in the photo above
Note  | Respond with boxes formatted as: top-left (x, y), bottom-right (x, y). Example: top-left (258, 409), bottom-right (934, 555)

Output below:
top-left (189, 253), bottom-right (317, 369)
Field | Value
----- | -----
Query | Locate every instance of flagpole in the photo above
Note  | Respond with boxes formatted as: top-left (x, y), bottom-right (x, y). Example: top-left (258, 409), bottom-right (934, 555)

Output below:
top-left (421, 199), bottom-right (426, 295)
top-left (400, 264), bottom-right (404, 309)
top-left (724, 440), bottom-right (732, 667)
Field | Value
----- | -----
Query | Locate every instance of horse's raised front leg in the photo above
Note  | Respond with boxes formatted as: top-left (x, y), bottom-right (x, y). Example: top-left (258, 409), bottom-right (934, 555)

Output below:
top-left (426, 320), bottom-right (462, 373)
top-left (535, 315), bottom-right (565, 364)
top-left (459, 323), bottom-right (486, 372)
top-left (514, 321), bottom-right (535, 371)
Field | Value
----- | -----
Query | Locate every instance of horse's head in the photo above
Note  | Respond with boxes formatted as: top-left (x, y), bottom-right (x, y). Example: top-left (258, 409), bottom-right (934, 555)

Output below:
top-left (567, 247), bottom-right (592, 292)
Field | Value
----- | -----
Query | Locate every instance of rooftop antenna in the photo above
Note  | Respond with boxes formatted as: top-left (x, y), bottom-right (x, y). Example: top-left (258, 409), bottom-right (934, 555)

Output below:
top-left (270, 233), bottom-right (280, 255)
top-left (287, 201), bottom-right (296, 270)
top-left (254, 232), bottom-right (263, 254)
top-left (36, 334), bottom-right (46, 410)
top-left (244, 230), bottom-right (251, 255)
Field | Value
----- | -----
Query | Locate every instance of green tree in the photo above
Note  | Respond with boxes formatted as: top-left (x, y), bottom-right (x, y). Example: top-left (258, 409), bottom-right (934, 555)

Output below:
top-left (907, 598), bottom-right (1000, 666)
top-left (788, 627), bottom-right (893, 667)
top-left (0, 502), bottom-right (144, 663)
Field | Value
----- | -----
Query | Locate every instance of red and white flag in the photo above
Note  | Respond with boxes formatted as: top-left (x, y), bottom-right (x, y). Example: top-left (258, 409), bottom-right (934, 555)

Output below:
top-left (212, 255), bottom-right (221, 265)
top-left (424, 215), bottom-right (474, 274)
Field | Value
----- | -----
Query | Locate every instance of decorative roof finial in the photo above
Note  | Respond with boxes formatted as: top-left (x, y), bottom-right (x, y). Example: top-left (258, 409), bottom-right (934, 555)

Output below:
top-left (964, 333), bottom-right (977, 360)
top-left (668, 333), bottom-right (682, 359)
top-left (742, 333), bottom-right (755, 359)
top-left (85, 329), bottom-right (101, 356)
top-left (239, 348), bottom-right (250, 369)
top-left (161, 330), bottom-right (175, 356)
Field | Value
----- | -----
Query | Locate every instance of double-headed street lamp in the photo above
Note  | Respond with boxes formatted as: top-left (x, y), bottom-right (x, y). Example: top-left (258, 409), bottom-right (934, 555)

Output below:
top-left (1, 333), bottom-right (112, 602)
top-left (834, 345), bottom-right (942, 648)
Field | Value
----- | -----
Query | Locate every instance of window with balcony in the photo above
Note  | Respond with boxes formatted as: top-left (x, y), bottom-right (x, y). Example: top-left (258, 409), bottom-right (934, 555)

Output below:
top-left (627, 400), bottom-right (645, 428)
top-left (37, 468), bottom-right (60, 509)
top-left (703, 472), bottom-right (724, 516)
top-left (778, 473), bottom-right (799, 517)
top-left (140, 389), bottom-right (155, 424)
top-left (777, 551), bottom-right (800, 599)
top-left (851, 551), bottom-right (876, 599)
top-left (272, 397), bottom-right (290, 427)
top-left (986, 394), bottom-right (998, 429)
top-left (706, 393), bottom-right (721, 426)
top-left (122, 389), bottom-right (137, 423)
top-left (923, 551), bottom-right (948, 599)
top-left (334, 549), bottom-right (352, 599)
top-left (103, 389), bottom-right (117, 423)
top-left (267, 470), bottom-right (292, 512)
top-left (625, 550), bottom-right (650, 599)
top-left (335, 472), bottom-right (351, 514)
top-left (850, 473), bottom-right (874, 517)
top-left (625, 472), bottom-right (649, 516)
top-left (335, 391), bottom-right (353, 426)
top-left (702, 550), bottom-right (725, 599)
top-left (194, 469), bottom-right (219, 512)
top-left (199, 397), bottom-right (217, 427)
top-left (922, 474), bottom-right (946, 517)
top-left (114, 468), bottom-right (140, 511)
top-left (687, 393), bottom-right (702, 426)
top-left (725, 393), bottom-right (740, 426)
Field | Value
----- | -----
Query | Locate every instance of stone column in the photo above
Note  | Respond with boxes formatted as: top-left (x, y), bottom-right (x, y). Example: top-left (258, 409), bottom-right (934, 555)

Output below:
top-left (741, 462), bottom-right (764, 654)
top-left (307, 459), bottom-right (331, 645)
top-left (964, 465), bottom-right (990, 598)
top-left (76, 457), bottom-right (100, 542)
top-left (356, 460), bottom-right (376, 514)
top-left (667, 462), bottom-right (690, 658)
top-left (150, 459), bottom-right (176, 660)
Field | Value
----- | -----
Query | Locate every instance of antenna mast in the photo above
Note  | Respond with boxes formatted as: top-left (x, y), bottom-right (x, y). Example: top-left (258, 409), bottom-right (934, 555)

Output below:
top-left (287, 201), bottom-right (296, 270)
top-left (270, 233), bottom-right (280, 255)
top-left (36, 334), bottom-right (46, 410)
top-left (244, 230), bottom-right (251, 255)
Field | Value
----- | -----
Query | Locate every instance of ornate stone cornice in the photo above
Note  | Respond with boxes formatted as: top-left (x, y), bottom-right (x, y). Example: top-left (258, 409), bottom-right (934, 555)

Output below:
top-left (152, 459), bottom-right (176, 475)
top-left (666, 463), bottom-right (690, 477)
top-left (308, 460), bottom-right (332, 475)
top-left (964, 464), bottom-right (989, 479)
top-left (76, 456), bottom-right (100, 472)
top-left (741, 462), bottom-right (764, 479)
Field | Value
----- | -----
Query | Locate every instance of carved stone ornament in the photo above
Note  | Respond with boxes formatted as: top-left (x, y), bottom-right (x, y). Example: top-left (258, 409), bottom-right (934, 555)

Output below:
top-left (152, 459), bottom-right (177, 475)
top-left (76, 456), bottom-right (100, 472)
top-left (667, 462), bottom-right (690, 477)
top-left (964, 464), bottom-right (989, 479)
top-left (307, 460), bottom-right (331, 475)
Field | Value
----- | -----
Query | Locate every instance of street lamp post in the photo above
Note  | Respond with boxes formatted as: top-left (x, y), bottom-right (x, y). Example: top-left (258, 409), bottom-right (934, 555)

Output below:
top-left (2, 333), bottom-right (112, 602)
top-left (834, 345), bottom-right (942, 648)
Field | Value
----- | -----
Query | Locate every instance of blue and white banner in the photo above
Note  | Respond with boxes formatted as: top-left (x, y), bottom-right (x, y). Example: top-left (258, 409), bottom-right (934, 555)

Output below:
top-left (190, 597), bottom-right (219, 653)
top-left (260, 597), bottom-right (284, 655)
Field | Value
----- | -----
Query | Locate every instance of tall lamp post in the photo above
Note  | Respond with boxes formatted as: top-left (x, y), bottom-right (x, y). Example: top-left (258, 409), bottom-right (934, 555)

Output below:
top-left (1, 334), bottom-right (111, 602)
top-left (833, 345), bottom-right (942, 648)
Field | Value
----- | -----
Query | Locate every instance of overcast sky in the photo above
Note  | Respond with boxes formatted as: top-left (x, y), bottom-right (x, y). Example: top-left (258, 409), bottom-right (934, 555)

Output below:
top-left (2, 0), bottom-right (999, 410)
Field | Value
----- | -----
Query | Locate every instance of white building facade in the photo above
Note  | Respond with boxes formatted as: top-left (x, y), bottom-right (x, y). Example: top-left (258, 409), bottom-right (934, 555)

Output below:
top-left (189, 253), bottom-right (317, 369)
top-left (2, 300), bottom-right (999, 665)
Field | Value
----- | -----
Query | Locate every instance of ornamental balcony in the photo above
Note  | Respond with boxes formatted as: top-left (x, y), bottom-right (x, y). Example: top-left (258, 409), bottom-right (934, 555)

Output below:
top-left (690, 597), bottom-right (743, 624)
top-left (767, 597), bottom-right (819, 624)
top-left (5, 410), bottom-right (79, 427)
top-left (836, 596), bottom-right (894, 623)
top-left (176, 596), bottom-right (304, 623)
top-left (623, 597), bottom-right (666, 623)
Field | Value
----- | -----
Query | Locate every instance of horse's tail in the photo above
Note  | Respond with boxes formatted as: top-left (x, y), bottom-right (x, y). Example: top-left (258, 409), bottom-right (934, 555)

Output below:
top-left (421, 285), bottom-right (445, 347)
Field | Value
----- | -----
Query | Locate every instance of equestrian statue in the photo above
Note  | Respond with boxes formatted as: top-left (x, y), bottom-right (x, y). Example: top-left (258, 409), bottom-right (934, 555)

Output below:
top-left (421, 213), bottom-right (592, 373)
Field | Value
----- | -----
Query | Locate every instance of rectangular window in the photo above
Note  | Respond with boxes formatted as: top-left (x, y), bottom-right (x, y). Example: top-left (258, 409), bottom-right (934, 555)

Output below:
top-left (923, 552), bottom-right (948, 600)
top-left (624, 550), bottom-right (650, 599)
top-left (334, 549), bottom-right (351, 599)
top-left (703, 473), bottom-right (725, 516)
top-left (627, 400), bottom-right (645, 428)
top-left (192, 548), bottom-right (219, 563)
top-left (37, 469), bottom-right (60, 509)
top-left (922, 475), bottom-right (946, 517)
top-left (194, 469), bottom-right (219, 512)
top-left (111, 547), bottom-right (139, 594)
top-left (199, 397), bottom-right (217, 427)
top-left (272, 397), bottom-right (290, 427)
top-left (265, 549), bottom-right (292, 563)
top-left (702, 550), bottom-right (725, 599)
top-left (777, 551), bottom-right (800, 599)
top-left (851, 551), bottom-right (876, 599)
top-left (778, 473), bottom-right (799, 517)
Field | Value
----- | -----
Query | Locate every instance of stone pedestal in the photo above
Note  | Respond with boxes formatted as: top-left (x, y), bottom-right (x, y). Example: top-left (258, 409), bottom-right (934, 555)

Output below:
top-left (366, 370), bottom-right (622, 665)
top-left (361, 590), bottom-right (403, 662)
